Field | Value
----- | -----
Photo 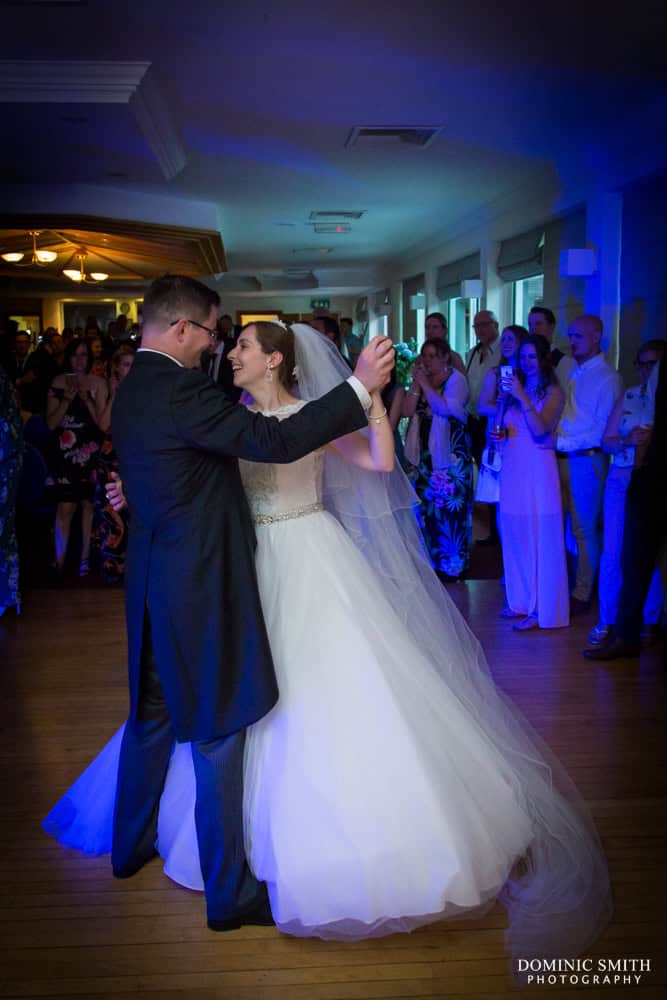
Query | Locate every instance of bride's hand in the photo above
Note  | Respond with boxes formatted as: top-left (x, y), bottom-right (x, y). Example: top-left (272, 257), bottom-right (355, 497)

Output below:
top-left (105, 471), bottom-right (127, 512)
top-left (353, 336), bottom-right (395, 394)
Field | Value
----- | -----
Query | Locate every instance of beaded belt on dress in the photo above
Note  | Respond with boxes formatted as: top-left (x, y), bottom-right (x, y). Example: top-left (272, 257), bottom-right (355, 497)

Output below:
top-left (253, 502), bottom-right (324, 526)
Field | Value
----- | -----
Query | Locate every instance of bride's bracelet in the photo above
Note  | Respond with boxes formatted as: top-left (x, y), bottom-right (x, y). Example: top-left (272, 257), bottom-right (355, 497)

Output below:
top-left (368, 406), bottom-right (388, 425)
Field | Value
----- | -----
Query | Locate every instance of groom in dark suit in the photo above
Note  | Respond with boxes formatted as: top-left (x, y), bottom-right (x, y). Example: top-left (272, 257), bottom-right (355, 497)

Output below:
top-left (110, 274), bottom-right (394, 930)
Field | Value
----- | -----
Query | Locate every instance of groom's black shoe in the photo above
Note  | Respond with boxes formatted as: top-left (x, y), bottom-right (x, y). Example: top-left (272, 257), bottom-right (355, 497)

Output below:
top-left (207, 899), bottom-right (275, 932)
top-left (583, 635), bottom-right (641, 661)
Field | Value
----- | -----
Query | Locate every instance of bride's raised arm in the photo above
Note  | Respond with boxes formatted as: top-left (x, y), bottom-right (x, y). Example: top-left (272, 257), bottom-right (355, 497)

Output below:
top-left (328, 391), bottom-right (394, 472)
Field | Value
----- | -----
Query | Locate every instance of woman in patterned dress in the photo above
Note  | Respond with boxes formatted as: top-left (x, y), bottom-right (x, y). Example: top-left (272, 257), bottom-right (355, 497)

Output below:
top-left (91, 346), bottom-right (135, 582)
top-left (46, 339), bottom-right (107, 575)
top-left (403, 338), bottom-right (473, 579)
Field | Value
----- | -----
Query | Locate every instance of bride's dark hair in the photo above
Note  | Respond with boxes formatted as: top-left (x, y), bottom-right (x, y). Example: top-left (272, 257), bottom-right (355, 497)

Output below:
top-left (247, 321), bottom-right (297, 390)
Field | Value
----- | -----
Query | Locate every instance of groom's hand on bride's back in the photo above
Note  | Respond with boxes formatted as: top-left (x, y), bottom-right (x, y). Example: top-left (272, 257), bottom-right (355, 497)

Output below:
top-left (353, 336), bottom-right (395, 393)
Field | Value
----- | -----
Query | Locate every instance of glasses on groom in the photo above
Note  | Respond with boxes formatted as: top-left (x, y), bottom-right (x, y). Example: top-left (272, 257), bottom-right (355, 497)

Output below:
top-left (169, 318), bottom-right (218, 342)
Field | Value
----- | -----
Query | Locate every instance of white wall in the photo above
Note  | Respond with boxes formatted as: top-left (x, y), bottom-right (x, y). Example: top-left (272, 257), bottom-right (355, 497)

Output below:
top-left (217, 293), bottom-right (357, 322)
top-left (375, 177), bottom-right (562, 342)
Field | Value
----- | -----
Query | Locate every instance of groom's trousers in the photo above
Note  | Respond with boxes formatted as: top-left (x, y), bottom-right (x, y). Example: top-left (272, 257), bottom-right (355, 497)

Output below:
top-left (111, 612), bottom-right (267, 921)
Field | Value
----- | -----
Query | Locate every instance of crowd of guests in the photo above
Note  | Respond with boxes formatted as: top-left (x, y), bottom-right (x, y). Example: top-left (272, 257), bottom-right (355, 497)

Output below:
top-left (1, 306), bottom-right (665, 661)
top-left (0, 317), bottom-right (138, 610)
top-left (443, 306), bottom-right (665, 658)
top-left (367, 305), bottom-right (664, 660)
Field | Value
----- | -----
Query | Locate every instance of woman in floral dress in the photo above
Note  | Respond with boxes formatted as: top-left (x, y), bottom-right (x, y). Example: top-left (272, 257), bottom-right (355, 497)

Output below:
top-left (0, 366), bottom-right (24, 615)
top-left (403, 338), bottom-right (473, 579)
top-left (46, 339), bottom-right (107, 575)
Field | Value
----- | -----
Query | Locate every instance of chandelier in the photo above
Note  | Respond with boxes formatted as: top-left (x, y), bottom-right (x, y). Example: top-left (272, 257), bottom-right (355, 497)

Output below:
top-left (1, 230), bottom-right (58, 266)
top-left (62, 250), bottom-right (109, 284)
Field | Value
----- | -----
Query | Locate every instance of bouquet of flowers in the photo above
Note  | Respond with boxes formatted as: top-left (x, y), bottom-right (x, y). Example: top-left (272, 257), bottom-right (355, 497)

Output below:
top-left (394, 339), bottom-right (419, 387)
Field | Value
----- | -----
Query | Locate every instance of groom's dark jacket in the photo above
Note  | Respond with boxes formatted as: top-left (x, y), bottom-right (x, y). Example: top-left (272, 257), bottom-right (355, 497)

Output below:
top-left (112, 350), bottom-right (366, 741)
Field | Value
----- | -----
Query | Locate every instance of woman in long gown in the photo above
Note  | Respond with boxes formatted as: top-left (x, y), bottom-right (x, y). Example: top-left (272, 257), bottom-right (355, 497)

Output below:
top-left (44, 323), bottom-right (611, 972)
top-left (494, 334), bottom-right (569, 631)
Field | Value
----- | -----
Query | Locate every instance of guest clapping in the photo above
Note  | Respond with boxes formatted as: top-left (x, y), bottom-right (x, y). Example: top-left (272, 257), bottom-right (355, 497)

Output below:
top-left (403, 338), bottom-right (472, 579)
top-left (495, 334), bottom-right (569, 630)
top-left (46, 340), bottom-right (107, 575)
top-left (424, 312), bottom-right (465, 373)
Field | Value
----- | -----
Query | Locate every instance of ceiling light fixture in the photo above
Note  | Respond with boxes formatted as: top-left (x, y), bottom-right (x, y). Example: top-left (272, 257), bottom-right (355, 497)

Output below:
top-left (62, 250), bottom-right (108, 284)
top-left (1, 230), bottom-right (58, 266)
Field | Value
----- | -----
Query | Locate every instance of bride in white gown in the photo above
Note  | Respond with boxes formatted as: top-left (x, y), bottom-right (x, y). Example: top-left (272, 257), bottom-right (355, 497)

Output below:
top-left (44, 322), bottom-right (611, 968)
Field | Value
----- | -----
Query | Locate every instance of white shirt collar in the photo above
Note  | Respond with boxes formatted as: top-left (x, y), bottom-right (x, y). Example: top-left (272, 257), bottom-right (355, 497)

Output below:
top-left (571, 352), bottom-right (607, 375)
top-left (137, 347), bottom-right (184, 368)
top-left (478, 335), bottom-right (500, 353)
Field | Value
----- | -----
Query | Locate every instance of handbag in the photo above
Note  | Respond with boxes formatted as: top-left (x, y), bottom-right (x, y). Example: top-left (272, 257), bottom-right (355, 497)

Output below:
top-left (475, 455), bottom-right (500, 503)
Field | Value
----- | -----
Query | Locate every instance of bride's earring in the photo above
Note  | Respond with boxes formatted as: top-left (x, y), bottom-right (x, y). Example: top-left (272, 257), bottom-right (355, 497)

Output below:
top-left (265, 363), bottom-right (273, 383)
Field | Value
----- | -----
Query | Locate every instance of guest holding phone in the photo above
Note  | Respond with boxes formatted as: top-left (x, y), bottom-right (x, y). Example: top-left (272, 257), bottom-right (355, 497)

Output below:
top-left (493, 334), bottom-right (569, 630)
top-left (47, 339), bottom-right (108, 575)
top-left (475, 325), bottom-right (525, 506)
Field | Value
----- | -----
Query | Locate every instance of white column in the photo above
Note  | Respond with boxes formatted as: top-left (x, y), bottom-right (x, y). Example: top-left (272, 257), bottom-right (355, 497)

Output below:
top-left (424, 266), bottom-right (438, 315)
top-left (585, 191), bottom-right (622, 363)
top-left (390, 280), bottom-right (403, 342)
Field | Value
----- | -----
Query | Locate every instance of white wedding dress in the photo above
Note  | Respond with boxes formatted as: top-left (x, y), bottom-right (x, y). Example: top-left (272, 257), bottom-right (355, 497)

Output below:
top-left (45, 401), bottom-right (611, 956)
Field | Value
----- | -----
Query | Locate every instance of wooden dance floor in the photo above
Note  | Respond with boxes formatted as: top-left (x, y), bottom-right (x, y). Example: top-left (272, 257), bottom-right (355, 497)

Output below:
top-left (2, 583), bottom-right (665, 999)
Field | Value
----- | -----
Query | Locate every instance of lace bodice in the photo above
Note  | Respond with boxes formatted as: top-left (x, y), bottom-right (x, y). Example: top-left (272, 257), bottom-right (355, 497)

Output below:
top-left (239, 402), bottom-right (325, 524)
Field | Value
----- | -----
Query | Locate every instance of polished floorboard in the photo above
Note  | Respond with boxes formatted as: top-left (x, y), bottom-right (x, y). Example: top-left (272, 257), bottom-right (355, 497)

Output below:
top-left (1, 582), bottom-right (665, 999)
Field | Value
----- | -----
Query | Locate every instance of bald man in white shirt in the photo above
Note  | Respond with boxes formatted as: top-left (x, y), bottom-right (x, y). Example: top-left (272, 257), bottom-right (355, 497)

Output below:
top-left (555, 315), bottom-right (623, 612)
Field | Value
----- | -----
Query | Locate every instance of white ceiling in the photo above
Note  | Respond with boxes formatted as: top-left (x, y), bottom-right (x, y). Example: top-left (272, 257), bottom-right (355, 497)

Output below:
top-left (2, 0), bottom-right (667, 293)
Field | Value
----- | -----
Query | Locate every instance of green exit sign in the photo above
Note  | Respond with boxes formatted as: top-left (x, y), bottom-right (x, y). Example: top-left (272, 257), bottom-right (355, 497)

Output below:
top-left (310, 298), bottom-right (330, 310)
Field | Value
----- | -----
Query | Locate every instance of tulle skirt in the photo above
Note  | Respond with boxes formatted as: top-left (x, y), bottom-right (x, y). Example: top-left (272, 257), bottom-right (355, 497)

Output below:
top-left (45, 509), bottom-right (612, 962)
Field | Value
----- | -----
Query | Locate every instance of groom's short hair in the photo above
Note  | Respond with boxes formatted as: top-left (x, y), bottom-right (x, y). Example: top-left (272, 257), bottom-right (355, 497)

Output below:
top-left (142, 274), bottom-right (221, 331)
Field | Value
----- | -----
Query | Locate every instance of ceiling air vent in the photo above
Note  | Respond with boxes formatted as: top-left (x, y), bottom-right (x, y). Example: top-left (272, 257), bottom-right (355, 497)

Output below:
top-left (309, 210), bottom-right (365, 221)
top-left (345, 126), bottom-right (442, 149)
top-left (291, 247), bottom-right (334, 255)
